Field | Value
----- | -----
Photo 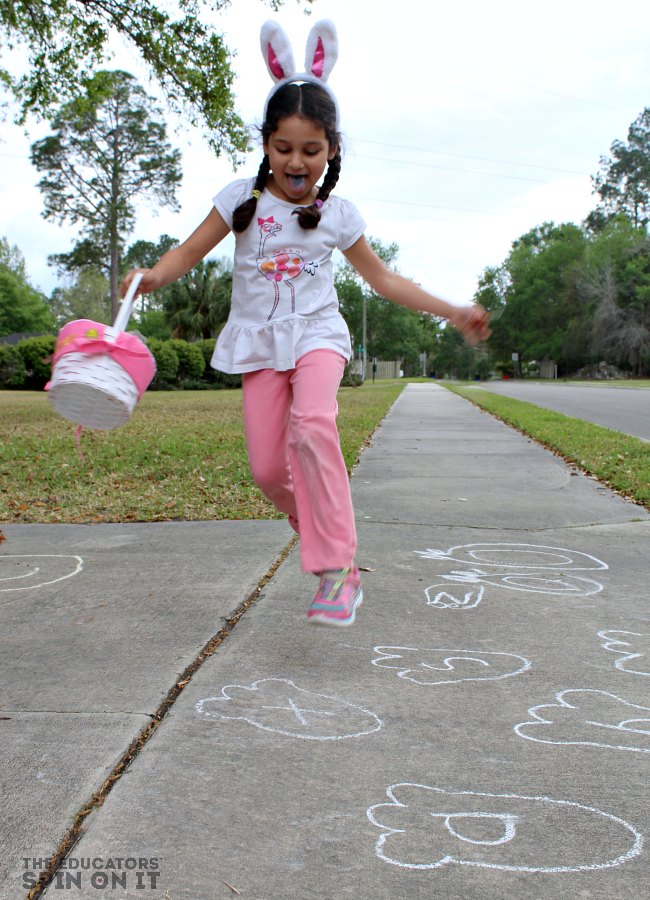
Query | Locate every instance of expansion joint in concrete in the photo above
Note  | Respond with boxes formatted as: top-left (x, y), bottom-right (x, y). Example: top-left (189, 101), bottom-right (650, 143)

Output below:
top-left (24, 535), bottom-right (298, 900)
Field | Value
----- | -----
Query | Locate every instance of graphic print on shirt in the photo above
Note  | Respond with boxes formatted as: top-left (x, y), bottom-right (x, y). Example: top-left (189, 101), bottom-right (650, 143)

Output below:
top-left (257, 216), bottom-right (318, 320)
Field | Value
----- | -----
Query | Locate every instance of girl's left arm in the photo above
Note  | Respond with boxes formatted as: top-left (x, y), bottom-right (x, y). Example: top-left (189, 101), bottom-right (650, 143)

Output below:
top-left (343, 236), bottom-right (490, 346)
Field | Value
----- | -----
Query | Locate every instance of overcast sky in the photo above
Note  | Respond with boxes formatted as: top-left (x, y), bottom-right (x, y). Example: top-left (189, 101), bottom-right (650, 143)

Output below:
top-left (2, 0), bottom-right (650, 307)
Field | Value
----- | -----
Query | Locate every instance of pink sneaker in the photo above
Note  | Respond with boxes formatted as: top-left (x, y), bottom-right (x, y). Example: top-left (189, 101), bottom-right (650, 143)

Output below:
top-left (307, 567), bottom-right (363, 626)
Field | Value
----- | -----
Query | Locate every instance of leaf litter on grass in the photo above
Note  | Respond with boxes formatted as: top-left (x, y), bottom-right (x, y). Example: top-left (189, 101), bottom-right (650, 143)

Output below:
top-left (2, 383), bottom-right (405, 524)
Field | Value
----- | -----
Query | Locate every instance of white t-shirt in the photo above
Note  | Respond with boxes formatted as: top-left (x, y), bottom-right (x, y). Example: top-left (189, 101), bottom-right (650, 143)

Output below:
top-left (210, 178), bottom-right (366, 374)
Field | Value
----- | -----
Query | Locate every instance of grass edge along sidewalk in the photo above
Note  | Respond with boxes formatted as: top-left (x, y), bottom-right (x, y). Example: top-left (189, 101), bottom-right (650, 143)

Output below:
top-left (0, 382), bottom-right (405, 525)
top-left (445, 383), bottom-right (650, 511)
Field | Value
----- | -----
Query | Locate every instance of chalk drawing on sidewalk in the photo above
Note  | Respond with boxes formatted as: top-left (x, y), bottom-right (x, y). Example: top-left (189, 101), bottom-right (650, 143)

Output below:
top-left (598, 630), bottom-right (650, 676)
top-left (371, 647), bottom-right (531, 685)
top-left (514, 689), bottom-right (650, 753)
top-left (196, 677), bottom-right (382, 741)
top-left (415, 543), bottom-right (607, 610)
top-left (366, 783), bottom-right (643, 872)
top-left (0, 554), bottom-right (84, 592)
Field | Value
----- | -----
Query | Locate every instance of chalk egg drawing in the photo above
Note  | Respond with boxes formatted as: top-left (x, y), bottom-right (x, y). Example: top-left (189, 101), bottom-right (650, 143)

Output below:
top-left (514, 689), bottom-right (650, 753)
top-left (371, 647), bottom-right (531, 686)
top-left (366, 783), bottom-right (643, 872)
top-left (0, 554), bottom-right (84, 592)
top-left (415, 543), bottom-right (608, 610)
top-left (598, 630), bottom-right (650, 676)
top-left (196, 677), bottom-right (382, 740)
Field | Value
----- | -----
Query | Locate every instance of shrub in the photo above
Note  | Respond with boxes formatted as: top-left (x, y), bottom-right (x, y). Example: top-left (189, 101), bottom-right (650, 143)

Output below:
top-left (17, 335), bottom-right (56, 389)
top-left (147, 339), bottom-right (179, 386)
top-left (0, 344), bottom-right (27, 387)
top-left (198, 338), bottom-right (216, 370)
top-left (169, 339), bottom-right (206, 381)
top-left (213, 370), bottom-right (242, 389)
top-left (196, 339), bottom-right (243, 388)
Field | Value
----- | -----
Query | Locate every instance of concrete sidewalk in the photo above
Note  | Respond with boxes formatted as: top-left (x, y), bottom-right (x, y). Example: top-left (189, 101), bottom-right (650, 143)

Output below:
top-left (1, 383), bottom-right (649, 898)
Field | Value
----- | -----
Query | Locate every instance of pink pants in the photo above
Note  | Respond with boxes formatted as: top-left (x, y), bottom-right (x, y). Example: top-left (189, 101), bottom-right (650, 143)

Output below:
top-left (242, 350), bottom-right (357, 573)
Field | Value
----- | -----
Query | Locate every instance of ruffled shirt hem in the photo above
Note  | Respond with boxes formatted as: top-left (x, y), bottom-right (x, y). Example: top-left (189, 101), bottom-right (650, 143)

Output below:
top-left (211, 313), bottom-right (352, 374)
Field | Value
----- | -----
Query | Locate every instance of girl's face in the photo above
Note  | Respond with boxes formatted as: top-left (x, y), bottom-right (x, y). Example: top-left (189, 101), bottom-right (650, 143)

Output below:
top-left (264, 114), bottom-right (337, 205)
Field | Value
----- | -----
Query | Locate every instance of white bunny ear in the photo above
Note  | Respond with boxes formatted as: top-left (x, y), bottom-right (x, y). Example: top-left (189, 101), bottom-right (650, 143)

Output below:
top-left (260, 21), bottom-right (296, 83)
top-left (304, 19), bottom-right (338, 83)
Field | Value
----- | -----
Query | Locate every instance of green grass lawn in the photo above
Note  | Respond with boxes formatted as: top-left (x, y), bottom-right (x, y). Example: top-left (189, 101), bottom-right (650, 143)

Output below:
top-left (5, 379), bottom-right (648, 525)
top-left (445, 384), bottom-right (650, 510)
top-left (1, 382), bottom-right (404, 524)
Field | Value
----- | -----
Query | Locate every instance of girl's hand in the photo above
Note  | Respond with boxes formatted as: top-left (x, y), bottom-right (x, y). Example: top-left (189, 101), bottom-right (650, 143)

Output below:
top-left (120, 268), bottom-right (160, 297)
top-left (450, 304), bottom-right (491, 346)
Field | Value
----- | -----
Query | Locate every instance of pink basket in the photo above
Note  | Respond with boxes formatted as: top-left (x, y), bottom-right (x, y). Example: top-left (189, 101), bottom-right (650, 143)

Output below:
top-left (46, 274), bottom-right (156, 430)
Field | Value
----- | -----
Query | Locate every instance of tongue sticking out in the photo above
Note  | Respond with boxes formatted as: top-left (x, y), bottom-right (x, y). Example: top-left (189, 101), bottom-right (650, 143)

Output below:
top-left (288, 175), bottom-right (307, 194)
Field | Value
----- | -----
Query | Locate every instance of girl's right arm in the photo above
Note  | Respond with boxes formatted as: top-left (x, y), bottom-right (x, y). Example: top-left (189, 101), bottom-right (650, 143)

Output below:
top-left (343, 236), bottom-right (491, 345)
top-left (121, 207), bottom-right (231, 295)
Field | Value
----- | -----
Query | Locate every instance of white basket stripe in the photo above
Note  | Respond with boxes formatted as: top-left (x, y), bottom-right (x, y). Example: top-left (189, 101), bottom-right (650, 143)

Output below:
top-left (48, 352), bottom-right (139, 430)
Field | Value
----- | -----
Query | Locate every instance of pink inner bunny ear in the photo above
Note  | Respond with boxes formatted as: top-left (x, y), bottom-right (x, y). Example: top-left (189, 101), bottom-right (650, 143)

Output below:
top-left (267, 43), bottom-right (286, 80)
top-left (311, 37), bottom-right (325, 77)
top-left (304, 20), bottom-right (338, 84)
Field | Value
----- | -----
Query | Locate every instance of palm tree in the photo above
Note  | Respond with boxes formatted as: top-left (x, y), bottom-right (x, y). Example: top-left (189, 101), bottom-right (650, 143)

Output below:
top-left (164, 258), bottom-right (232, 339)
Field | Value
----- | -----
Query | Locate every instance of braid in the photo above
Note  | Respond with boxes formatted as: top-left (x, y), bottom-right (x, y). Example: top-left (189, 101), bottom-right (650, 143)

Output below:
top-left (293, 147), bottom-right (342, 230)
top-left (232, 155), bottom-right (271, 233)
top-left (319, 147), bottom-right (342, 202)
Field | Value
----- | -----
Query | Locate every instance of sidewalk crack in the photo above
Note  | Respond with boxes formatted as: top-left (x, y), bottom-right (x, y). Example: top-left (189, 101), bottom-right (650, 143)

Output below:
top-left (24, 535), bottom-right (298, 900)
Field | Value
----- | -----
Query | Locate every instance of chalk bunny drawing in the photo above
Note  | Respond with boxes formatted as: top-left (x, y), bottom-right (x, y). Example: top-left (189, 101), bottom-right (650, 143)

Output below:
top-left (256, 216), bottom-right (317, 321)
top-left (415, 543), bottom-right (608, 610)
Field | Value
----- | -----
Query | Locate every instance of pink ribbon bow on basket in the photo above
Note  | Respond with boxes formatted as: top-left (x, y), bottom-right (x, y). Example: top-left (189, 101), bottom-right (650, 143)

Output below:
top-left (45, 273), bottom-right (156, 445)
top-left (45, 320), bottom-right (155, 397)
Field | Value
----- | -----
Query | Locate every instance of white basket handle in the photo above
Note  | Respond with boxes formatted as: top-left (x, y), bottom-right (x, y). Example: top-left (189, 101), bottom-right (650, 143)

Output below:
top-left (113, 272), bottom-right (144, 333)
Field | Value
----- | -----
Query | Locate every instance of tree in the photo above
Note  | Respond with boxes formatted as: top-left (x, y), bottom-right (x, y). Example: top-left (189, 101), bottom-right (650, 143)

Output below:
top-left (335, 237), bottom-right (441, 373)
top-left (49, 267), bottom-right (112, 328)
top-left (485, 223), bottom-right (588, 375)
top-left (48, 237), bottom-right (106, 276)
top-left (473, 265), bottom-right (507, 317)
top-left (429, 324), bottom-right (489, 380)
top-left (0, 238), bottom-right (53, 336)
top-left (0, 236), bottom-right (29, 276)
top-left (164, 258), bottom-right (232, 340)
top-left (123, 234), bottom-right (179, 320)
top-left (123, 235), bottom-right (179, 274)
top-left (31, 70), bottom-right (182, 319)
top-left (582, 216), bottom-right (650, 375)
top-left (591, 108), bottom-right (650, 230)
top-left (0, 0), bottom-right (307, 156)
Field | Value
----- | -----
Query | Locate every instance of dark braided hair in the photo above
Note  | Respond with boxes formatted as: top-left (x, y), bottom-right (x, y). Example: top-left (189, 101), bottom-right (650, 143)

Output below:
top-left (231, 154), bottom-right (271, 233)
top-left (232, 81), bottom-right (341, 233)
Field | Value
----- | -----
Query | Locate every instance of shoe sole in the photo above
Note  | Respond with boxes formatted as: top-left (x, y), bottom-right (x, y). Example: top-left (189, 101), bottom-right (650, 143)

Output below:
top-left (307, 589), bottom-right (363, 627)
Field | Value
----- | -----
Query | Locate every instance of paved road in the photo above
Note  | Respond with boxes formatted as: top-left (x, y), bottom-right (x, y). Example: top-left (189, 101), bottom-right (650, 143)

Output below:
top-left (2, 384), bottom-right (649, 899)
top-left (465, 381), bottom-right (650, 441)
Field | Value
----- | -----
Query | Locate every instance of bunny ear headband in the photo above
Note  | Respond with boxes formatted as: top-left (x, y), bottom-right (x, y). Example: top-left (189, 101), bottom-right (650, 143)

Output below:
top-left (260, 19), bottom-right (340, 129)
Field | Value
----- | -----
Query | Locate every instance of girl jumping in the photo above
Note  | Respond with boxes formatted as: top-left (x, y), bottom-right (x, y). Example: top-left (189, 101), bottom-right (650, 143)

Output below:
top-left (121, 19), bottom-right (491, 627)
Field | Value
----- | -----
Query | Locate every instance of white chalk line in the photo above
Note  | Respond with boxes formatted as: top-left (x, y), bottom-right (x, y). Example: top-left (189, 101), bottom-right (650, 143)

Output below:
top-left (514, 689), bottom-right (650, 752)
top-left (416, 543), bottom-right (609, 571)
top-left (598, 629), bottom-right (650, 676)
top-left (0, 554), bottom-right (84, 591)
top-left (417, 542), bottom-right (608, 608)
top-left (196, 677), bottom-right (382, 741)
top-left (371, 646), bottom-right (531, 685)
top-left (367, 784), bottom-right (643, 872)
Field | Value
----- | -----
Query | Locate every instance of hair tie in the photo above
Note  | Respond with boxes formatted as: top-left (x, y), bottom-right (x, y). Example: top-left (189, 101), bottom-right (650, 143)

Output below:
top-left (314, 199), bottom-right (324, 209)
top-left (251, 189), bottom-right (261, 200)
